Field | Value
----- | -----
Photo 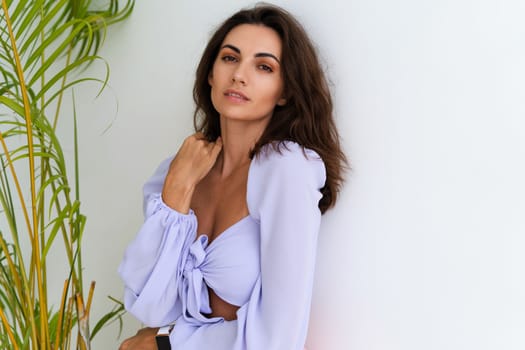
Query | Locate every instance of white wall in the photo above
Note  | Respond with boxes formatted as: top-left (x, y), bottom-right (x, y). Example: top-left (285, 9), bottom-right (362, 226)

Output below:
top-left (65, 0), bottom-right (525, 349)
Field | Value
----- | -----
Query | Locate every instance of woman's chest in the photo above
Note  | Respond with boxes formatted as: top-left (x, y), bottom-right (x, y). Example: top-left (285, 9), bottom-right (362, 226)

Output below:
top-left (191, 171), bottom-right (249, 243)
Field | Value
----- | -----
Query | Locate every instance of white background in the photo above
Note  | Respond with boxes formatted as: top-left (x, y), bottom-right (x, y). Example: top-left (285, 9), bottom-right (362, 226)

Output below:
top-left (55, 0), bottom-right (525, 349)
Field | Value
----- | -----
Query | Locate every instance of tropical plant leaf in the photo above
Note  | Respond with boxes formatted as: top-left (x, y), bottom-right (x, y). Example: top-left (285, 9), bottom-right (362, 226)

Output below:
top-left (0, 0), bottom-right (135, 348)
top-left (90, 295), bottom-right (126, 340)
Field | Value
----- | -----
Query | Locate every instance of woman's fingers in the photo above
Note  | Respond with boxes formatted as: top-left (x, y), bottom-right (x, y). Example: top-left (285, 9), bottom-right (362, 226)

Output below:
top-left (207, 136), bottom-right (223, 161)
top-left (193, 131), bottom-right (206, 140)
top-left (118, 328), bottom-right (158, 350)
top-left (175, 133), bottom-right (222, 183)
top-left (161, 133), bottom-right (222, 213)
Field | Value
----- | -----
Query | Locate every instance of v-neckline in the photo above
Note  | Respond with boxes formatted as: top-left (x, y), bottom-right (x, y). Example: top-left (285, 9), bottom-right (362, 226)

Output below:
top-left (200, 214), bottom-right (252, 249)
top-left (193, 155), bottom-right (257, 249)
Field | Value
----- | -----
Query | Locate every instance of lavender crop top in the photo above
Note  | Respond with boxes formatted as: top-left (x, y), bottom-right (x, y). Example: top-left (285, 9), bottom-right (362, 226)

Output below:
top-left (118, 141), bottom-right (326, 350)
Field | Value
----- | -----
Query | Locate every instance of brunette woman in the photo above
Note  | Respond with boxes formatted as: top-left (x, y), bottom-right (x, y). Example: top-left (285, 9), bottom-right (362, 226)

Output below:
top-left (119, 4), bottom-right (346, 350)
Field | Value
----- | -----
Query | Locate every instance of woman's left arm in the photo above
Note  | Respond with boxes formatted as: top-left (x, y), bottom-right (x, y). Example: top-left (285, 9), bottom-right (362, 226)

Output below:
top-left (238, 144), bottom-right (326, 350)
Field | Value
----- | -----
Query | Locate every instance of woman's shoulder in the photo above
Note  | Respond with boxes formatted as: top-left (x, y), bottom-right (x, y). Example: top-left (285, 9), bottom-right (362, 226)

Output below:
top-left (254, 140), bottom-right (321, 162)
top-left (247, 141), bottom-right (326, 215)
top-left (252, 141), bottom-right (325, 175)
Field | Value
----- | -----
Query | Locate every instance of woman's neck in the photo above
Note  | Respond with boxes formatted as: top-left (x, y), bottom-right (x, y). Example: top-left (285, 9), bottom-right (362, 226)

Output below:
top-left (216, 117), bottom-right (268, 177)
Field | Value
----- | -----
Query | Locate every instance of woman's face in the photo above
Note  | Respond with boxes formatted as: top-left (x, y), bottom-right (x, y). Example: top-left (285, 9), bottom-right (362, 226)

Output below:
top-left (209, 24), bottom-right (285, 125)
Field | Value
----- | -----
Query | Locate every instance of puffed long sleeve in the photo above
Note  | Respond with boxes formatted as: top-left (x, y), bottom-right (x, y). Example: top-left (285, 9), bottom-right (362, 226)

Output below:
top-left (170, 142), bottom-right (326, 349)
top-left (118, 157), bottom-right (197, 327)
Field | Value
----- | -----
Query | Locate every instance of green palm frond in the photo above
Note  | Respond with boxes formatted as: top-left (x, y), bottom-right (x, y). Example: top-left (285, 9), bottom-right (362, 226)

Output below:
top-left (0, 0), bottom-right (134, 348)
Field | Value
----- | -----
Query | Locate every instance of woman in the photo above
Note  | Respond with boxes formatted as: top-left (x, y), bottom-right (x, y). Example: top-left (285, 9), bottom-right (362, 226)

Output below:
top-left (118, 4), bottom-right (346, 350)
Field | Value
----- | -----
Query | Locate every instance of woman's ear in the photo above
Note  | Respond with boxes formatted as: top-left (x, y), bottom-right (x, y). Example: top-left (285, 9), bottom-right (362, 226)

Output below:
top-left (277, 97), bottom-right (287, 106)
top-left (208, 72), bottom-right (213, 86)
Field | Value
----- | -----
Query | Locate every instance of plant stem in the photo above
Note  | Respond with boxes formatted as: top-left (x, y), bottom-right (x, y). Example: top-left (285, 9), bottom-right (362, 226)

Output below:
top-left (39, 4), bottom-right (48, 326)
top-left (1, 0), bottom-right (48, 346)
top-left (0, 305), bottom-right (19, 350)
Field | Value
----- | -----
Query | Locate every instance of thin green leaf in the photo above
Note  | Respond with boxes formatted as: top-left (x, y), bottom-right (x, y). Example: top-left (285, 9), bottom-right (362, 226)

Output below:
top-left (34, 55), bottom-right (104, 101)
top-left (18, 0), bottom-right (69, 55)
top-left (0, 96), bottom-right (24, 116)
top-left (25, 19), bottom-right (88, 84)
top-left (42, 202), bottom-right (71, 258)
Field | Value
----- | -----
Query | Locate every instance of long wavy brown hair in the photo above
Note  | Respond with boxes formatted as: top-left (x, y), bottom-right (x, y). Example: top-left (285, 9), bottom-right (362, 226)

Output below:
top-left (193, 4), bottom-right (347, 213)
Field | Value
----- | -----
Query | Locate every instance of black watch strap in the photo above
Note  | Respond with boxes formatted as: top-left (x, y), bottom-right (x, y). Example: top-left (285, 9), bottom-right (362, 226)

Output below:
top-left (155, 325), bottom-right (174, 350)
top-left (155, 335), bottom-right (171, 350)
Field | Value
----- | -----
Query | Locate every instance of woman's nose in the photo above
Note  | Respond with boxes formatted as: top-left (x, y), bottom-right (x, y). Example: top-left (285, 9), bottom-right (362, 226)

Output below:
top-left (232, 65), bottom-right (247, 85)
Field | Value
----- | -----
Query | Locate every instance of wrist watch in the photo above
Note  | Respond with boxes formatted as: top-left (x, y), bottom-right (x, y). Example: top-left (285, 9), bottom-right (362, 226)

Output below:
top-left (155, 325), bottom-right (174, 350)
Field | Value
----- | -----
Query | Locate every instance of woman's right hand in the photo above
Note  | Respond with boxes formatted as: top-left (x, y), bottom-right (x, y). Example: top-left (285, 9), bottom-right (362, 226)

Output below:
top-left (161, 133), bottom-right (222, 213)
top-left (118, 327), bottom-right (158, 350)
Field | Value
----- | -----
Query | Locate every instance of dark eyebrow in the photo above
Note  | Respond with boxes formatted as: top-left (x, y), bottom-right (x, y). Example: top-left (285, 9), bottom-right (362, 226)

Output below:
top-left (220, 44), bottom-right (281, 64)
top-left (255, 52), bottom-right (280, 64)
top-left (221, 44), bottom-right (240, 54)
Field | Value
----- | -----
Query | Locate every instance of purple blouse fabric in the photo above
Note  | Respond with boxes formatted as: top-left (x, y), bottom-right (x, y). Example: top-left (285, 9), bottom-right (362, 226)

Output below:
top-left (118, 141), bottom-right (326, 350)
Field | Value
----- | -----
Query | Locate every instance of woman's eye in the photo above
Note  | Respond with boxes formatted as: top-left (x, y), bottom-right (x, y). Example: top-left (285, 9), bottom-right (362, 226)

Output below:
top-left (258, 64), bottom-right (273, 73)
top-left (221, 55), bottom-right (237, 62)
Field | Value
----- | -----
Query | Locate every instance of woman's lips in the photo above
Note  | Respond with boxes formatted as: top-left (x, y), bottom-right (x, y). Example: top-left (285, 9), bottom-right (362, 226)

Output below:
top-left (224, 89), bottom-right (250, 102)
